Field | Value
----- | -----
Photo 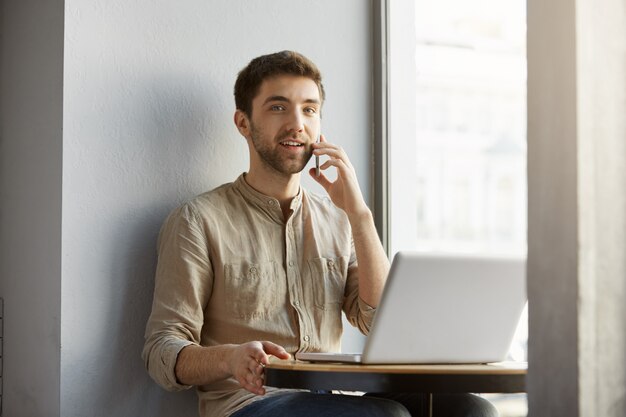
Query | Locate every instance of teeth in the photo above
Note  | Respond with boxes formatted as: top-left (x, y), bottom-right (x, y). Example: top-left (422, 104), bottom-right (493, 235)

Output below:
top-left (281, 141), bottom-right (302, 146)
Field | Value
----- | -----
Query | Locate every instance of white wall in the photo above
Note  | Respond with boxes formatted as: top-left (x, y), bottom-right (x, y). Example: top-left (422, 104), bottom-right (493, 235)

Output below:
top-left (60, 1), bottom-right (372, 416)
top-left (0, 1), bottom-right (64, 416)
top-left (0, 1), bottom-right (373, 416)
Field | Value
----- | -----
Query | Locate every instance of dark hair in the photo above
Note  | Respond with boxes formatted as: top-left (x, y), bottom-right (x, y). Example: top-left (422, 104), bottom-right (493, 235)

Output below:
top-left (234, 50), bottom-right (325, 117)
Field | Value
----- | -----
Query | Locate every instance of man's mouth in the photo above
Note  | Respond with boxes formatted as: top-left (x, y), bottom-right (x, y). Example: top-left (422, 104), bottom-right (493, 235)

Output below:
top-left (280, 140), bottom-right (304, 147)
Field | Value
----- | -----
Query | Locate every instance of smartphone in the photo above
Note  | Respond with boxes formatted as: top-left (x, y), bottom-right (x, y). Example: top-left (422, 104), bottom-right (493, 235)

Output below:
top-left (315, 133), bottom-right (321, 176)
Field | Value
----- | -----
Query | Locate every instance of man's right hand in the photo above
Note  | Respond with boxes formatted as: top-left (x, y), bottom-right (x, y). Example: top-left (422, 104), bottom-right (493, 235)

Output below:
top-left (228, 341), bottom-right (291, 395)
top-left (175, 340), bottom-right (290, 395)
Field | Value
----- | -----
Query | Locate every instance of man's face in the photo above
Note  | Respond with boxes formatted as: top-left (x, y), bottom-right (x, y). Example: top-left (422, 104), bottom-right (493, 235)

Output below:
top-left (243, 75), bottom-right (322, 176)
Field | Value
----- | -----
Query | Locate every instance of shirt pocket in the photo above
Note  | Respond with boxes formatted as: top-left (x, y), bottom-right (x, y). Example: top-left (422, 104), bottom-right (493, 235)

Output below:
top-left (308, 257), bottom-right (347, 311)
top-left (224, 260), bottom-right (286, 320)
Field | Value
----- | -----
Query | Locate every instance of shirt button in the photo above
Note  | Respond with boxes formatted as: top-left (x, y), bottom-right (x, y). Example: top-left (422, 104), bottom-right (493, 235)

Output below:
top-left (304, 335), bottom-right (310, 342)
top-left (289, 261), bottom-right (294, 267)
top-left (249, 267), bottom-right (257, 274)
top-left (294, 301), bottom-right (300, 306)
top-left (268, 200), bottom-right (275, 205)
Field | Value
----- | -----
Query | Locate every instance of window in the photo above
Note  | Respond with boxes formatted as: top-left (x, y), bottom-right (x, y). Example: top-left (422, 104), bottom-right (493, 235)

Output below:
top-left (383, 0), bottom-right (528, 414)
top-left (387, 0), bottom-right (526, 258)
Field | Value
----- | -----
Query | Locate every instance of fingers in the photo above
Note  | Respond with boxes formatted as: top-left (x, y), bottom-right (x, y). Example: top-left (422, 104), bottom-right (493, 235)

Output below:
top-left (310, 158), bottom-right (342, 176)
top-left (309, 157), bottom-right (350, 184)
top-left (313, 142), bottom-right (347, 161)
top-left (235, 355), bottom-right (266, 395)
top-left (261, 341), bottom-right (291, 360)
top-left (309, 167), bottom-right (332, 190)
top-left (312, 137), bottom-right (355, 173)
top-left (229, 342), bottom-right (266, 395)
top-left (232, 341), bottom-right (290, 396)
top-left (309, 135), bottom-right (368, 215)
top-left (319, 157), bottom-right (347, 171)
top-left (309, 136), bottom-right (355, 194)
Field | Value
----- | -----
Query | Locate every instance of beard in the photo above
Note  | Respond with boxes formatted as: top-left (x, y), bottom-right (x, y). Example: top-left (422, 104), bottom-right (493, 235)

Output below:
top-left (250, 123), bottom-right (314, 175)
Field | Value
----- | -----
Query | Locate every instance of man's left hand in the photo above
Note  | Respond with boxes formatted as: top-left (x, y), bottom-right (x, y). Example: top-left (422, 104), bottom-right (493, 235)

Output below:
top-left (309, 134), bottom-right (370, 218)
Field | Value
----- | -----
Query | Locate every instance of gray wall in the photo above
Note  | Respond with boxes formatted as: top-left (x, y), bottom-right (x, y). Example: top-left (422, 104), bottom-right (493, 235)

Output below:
top-left (527, 0), bottom-right (626, 414)
top-left (1, 1), bottom-right (373, 416)
top-left (0, 1), bottom-right (64, 415)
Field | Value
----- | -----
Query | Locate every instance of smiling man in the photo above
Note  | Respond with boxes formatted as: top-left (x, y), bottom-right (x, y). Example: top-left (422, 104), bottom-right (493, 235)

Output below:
top-left (142, 51), bottom-right (497, 417)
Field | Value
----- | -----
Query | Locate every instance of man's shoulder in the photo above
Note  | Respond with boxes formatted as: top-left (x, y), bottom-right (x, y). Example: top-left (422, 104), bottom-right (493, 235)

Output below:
top-left (190, 181), bottom-right (235, 204)
top-left (182, 182), bottom-right (235, 212)
top-left (167, 181), bottom-right (238, 221)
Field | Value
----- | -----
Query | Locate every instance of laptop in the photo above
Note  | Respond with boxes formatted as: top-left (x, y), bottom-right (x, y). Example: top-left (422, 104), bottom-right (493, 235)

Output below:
top-left (295, 251), bottom-right (526, 364)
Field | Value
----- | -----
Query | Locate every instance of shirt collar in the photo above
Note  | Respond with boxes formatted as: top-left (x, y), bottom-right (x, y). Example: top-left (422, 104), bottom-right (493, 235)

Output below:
top-left (234, 173), bottom-right (304, 216)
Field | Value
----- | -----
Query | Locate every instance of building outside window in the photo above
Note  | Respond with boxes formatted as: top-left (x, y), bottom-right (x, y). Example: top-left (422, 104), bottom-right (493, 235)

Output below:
top-left (386, 0), bottom-right (528, 415)
top-left (410, 0), bottom-right (527, 256)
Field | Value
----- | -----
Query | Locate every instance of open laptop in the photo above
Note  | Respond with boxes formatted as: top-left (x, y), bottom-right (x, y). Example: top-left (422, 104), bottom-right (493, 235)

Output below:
top-left (296, 251), bottom-right (526, 364)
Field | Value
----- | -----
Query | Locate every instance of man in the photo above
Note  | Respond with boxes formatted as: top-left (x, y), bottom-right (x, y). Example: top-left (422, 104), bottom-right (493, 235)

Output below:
top-left (143, 51), bottom-right (497, 417)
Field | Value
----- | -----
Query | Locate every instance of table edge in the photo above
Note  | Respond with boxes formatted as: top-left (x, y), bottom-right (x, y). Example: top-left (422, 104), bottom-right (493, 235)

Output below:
top-left (266, 360), bottom-right (528, 375)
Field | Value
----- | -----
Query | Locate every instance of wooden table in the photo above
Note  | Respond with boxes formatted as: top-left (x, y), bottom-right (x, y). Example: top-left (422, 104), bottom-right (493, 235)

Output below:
top-left (265, 360), bottom-right (527, 417)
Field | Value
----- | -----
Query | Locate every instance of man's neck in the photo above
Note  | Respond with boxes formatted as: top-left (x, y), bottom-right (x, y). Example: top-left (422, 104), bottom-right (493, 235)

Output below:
top-left (244, 168), bottom-right (301, 214)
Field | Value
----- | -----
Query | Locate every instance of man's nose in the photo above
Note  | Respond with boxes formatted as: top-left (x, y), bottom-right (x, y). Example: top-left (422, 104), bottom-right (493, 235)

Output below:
top-left (285, 109), bottom-right (304, 133)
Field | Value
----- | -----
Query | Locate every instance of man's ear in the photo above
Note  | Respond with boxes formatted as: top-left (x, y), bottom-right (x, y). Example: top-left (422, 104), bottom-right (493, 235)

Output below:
top-left (234, 110), bottom-right (251, 139)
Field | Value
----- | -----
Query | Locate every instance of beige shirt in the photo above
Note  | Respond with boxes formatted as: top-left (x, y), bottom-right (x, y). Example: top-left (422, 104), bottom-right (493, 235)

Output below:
top-left (142, 174), bottom-right (376, 417)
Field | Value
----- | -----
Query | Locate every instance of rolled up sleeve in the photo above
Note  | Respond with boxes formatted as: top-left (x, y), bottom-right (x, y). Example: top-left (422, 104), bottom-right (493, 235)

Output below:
top-left (142, 203), bottom-right (212, 391)
top-left (143, 334), bottom-right (195, 391)
top-left (342, 242), bottom-right (378, 335)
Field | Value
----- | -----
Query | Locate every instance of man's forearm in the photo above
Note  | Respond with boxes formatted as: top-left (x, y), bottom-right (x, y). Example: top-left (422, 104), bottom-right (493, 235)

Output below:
top-left (348, 210), bottom-right (390, 308)
top-left (175, 340), bottom-right (289, 395)
top-left (175, 344), bottom-right (235, 386)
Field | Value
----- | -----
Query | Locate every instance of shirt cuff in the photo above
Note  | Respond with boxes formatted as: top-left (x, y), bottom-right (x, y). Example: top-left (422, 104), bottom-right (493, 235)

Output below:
top-left (357, 297), bottom-right (377, 329)
top-left (155, 338), bottom-right (196, 391)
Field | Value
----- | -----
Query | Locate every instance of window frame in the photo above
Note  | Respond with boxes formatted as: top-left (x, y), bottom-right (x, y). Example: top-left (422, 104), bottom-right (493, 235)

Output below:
top-left (372, 0), bottom-right (390, 256)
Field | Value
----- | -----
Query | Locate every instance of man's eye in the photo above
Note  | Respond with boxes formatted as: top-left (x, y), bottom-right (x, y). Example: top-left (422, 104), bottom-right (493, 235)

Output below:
top-left (270, 105), bottom-right (285, 111)
top-left (304, 107), bottom-right (317, 114)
